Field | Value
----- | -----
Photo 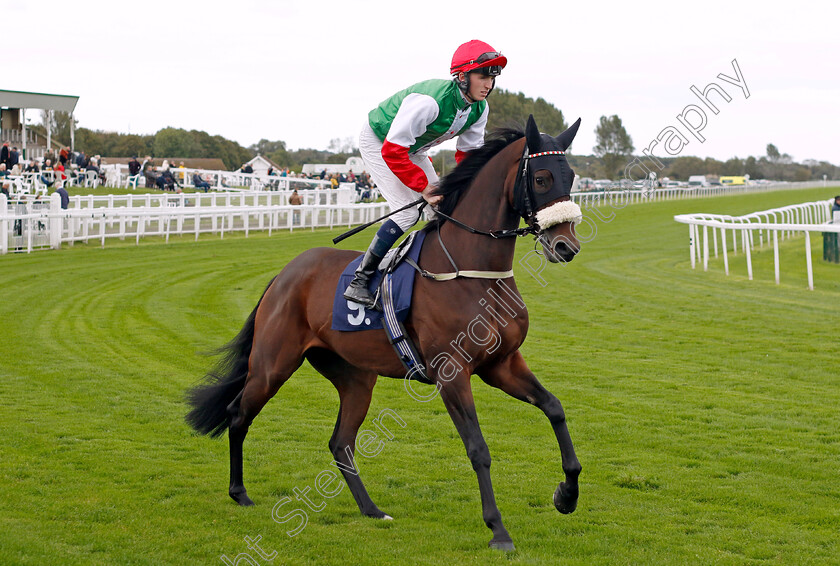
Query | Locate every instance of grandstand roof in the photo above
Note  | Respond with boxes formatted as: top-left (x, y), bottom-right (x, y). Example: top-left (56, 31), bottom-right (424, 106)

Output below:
top-left (0, 89), bottom-right (79, 113)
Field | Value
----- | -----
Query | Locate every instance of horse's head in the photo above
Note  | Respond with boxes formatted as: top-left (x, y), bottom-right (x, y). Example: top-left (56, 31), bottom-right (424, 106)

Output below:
top-left (511, 115), bottom-right (583, 264)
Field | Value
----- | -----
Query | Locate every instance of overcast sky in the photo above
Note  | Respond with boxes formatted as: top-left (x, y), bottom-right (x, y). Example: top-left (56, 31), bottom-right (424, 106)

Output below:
top-left (6, 0), bottom-right (839, 164)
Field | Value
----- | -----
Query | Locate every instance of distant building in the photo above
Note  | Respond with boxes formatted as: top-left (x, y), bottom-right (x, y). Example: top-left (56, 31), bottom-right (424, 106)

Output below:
top-left (241, 155), bottom-right (283, 175)
top-left (301, 156), bottom-right (365, 176)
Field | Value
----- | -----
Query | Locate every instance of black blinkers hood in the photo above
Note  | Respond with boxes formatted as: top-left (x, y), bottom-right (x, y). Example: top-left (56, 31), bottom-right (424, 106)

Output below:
top-left (513, 115), bottom-right (582, 217)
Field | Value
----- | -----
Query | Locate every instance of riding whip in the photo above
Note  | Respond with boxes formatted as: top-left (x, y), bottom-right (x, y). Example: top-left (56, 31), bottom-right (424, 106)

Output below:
top-left (332, 199), bottom-right (426, 244)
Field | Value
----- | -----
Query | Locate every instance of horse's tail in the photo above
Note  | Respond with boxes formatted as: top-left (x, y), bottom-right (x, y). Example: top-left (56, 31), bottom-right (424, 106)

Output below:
top-left (185, 277), bottom-right (275, 438)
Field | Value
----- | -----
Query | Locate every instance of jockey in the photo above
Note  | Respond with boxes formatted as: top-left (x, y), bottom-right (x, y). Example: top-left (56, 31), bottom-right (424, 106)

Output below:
top-left (344, 39), bottom-right (507, 309)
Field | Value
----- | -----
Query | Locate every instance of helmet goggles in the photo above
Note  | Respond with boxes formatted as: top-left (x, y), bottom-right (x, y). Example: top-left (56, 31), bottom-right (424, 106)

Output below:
top-left (451, 51), bottom-right (505, 75)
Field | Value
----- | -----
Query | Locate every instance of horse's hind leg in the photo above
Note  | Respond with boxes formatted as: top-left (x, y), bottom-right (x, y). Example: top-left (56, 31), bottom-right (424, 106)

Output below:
top-left (228, 345), bottom-right (304, 506)
top-left (478, 350), bottom-right (581, 514)
top-left (307, 349), bottom-right (389, 519)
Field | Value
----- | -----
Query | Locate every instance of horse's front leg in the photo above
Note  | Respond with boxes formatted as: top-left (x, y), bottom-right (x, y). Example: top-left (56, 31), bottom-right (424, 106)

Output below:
top-left (438, 374), bottom-right (514, 551)
top-left (478, 350), bottom-right (581, 514)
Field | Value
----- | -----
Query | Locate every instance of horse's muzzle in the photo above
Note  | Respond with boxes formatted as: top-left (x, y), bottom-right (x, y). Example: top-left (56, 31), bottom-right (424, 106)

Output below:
top-left (541, 231), bottom-right (579, 264)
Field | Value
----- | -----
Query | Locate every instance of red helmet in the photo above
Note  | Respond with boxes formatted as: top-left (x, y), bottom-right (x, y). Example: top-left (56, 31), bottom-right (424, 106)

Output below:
top-left (450, 40), bottom-right (507, 76)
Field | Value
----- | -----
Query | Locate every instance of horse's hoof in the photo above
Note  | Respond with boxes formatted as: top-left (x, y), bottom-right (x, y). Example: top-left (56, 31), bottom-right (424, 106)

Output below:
top-left (553, 482), bottom-right (578, 514)
top-left (364, 508), bottom-right (392, 520)
top-left (229, 490), bottom-right (255, 506)
top-left (489, 539), bottom-right (516, 552)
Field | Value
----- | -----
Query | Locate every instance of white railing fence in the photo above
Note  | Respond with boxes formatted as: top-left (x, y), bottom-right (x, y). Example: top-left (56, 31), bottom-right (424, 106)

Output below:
top-left (674, 199), bottom-right (839, 290)
top-left (570, 180), bottom-right (833, 208)
top-left (3, 179), bottom-right (837, 257)
top-left (1, 190), bottom-right (389, 255)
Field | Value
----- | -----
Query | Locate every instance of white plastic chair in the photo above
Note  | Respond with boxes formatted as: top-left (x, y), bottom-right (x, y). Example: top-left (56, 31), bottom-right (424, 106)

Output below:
top-left (124, 175), bottom-right (141, 189)
top-left (84, 170), bottom-right (100, 189)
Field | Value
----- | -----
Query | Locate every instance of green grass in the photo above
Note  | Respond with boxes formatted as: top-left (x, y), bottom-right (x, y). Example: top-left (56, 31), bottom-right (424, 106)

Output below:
top-left (1, 186), bottom-right (838, 565)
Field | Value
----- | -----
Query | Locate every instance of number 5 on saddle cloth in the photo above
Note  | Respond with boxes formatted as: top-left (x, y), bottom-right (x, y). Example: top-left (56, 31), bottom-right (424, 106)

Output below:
top-left (332, 230), bottom-right (431, 383)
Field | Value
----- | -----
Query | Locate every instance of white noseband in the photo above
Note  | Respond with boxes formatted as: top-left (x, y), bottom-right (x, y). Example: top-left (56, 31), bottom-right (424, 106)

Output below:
top-left (535, 200), bottom-right (582, 229)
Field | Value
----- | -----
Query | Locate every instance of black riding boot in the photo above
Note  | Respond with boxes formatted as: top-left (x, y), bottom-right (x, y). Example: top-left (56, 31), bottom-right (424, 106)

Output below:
top-left (343, 220), bottom-right (405, 309)
top-left (343, 242), bottom-right (385, 309)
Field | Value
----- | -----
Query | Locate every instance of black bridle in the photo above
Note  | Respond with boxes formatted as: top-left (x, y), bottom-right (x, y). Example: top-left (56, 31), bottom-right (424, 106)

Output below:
top-left (433, 139), bottom-right (569, 239)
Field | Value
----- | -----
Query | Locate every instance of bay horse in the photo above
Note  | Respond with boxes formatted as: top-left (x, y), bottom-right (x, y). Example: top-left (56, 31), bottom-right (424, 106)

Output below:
top-left (186, 115), bottom-right (583, 551)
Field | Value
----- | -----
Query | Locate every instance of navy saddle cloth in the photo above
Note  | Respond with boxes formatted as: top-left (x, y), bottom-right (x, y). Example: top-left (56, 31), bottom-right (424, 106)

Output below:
top-left (332, 230), bottom-right (427, 332)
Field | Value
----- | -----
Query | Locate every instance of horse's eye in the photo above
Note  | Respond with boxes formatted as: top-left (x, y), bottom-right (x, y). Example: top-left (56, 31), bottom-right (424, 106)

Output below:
top-left (533, 170), bottom-right (553, 194)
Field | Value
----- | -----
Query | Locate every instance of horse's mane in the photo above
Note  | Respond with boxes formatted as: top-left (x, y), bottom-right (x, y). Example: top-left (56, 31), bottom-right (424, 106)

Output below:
top-left (424, 128), bottom-right (524, 231)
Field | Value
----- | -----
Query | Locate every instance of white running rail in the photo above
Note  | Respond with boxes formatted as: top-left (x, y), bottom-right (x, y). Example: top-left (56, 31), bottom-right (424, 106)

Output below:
top-left (1, 190), bottom-right (389, 255)
top-left (674, 199), bottom-right (839, 290)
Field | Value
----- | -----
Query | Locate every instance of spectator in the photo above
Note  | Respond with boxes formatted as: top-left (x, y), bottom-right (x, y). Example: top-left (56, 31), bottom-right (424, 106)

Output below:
top-left (10, 163), bottom-right (21, 176)
top-left (1, 181), bottom-right (10, 199)
top-left (243, 163), bottom-right (253, 174)
top-left (85, 158), bottom-right (104, 185)
top-left (156, 163), bottom-right (178, 191)
top-left (0, 163), bottom-right (9, 179)
top-left (93, 155), bottom-right (106, 184)
top-left (85, 158), bottom-right (100, 174)
top-left (142, 157), bottom-right (157, 188)
top-left (55, 186), bottom-right (69, 209)
top-left (289, 189), bottom-right (302, 224)
top-left (0, 141), bottom-right (9, 168)
top-left (289, 189), bottom-right (303, 205)
top-left (25, 159), bottom-right (40, 173)
top-left (9, 147), bottom-right (20, 169)
top-left (59, 146), bottom-right (70, 166)
top-left (40, 159), bottom-right (55, 187)
top-left (75, 151), bottom-right (87, 169)
top-left (178, 161), bottom-right (186, 182)
top-left (128, 156), bottom-right (141, 176)
top-left (832, 195), bottom-right (840, 213)
top-left (54, 161), bottom-right (67, 183)
top-left (193, 172), bottom-right (211, 192)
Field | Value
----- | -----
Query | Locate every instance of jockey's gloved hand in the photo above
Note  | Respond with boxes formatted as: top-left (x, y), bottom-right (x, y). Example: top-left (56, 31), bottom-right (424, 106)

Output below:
top-left (421, 183), bottom-right (443, 206)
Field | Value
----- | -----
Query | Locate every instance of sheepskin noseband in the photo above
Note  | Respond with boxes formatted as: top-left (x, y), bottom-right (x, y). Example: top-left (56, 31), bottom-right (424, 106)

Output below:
top-left (535, 201), bottom-right (582, 229)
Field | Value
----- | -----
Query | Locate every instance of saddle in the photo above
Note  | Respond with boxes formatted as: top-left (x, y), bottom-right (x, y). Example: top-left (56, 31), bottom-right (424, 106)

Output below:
top-left (332, 230), bottom-right (430, 383)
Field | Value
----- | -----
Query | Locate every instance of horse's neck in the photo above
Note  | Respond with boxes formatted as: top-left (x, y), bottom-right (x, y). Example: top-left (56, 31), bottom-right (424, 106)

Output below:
top-left (431, 140), bottom-right (524, 273)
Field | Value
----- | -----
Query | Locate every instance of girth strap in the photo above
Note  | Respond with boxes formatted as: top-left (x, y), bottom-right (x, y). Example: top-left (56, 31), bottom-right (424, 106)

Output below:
top-left (404, 257), bottom-right (513, 281)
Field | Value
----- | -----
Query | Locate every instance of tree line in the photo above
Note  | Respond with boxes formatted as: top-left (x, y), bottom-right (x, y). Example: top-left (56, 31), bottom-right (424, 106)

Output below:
top-left (585, 114), bottom-right (837, 181)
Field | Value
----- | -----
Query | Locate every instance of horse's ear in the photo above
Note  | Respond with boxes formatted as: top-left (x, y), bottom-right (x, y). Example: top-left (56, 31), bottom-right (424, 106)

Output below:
top-left (556, 118), bottom-right (582, 151)
top-left (525, 114), bottom-right (541, 152)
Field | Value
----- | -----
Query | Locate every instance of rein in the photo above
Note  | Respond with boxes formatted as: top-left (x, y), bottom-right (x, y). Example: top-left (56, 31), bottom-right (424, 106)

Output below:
top-left (430, 207), bottom-right (537, 239)
top-left (412, 142), bottom-right (571, 282)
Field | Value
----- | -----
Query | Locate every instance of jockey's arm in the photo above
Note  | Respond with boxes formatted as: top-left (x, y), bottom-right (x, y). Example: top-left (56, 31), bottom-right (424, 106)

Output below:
top-left (380, 94), bottom-right (439, 192)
